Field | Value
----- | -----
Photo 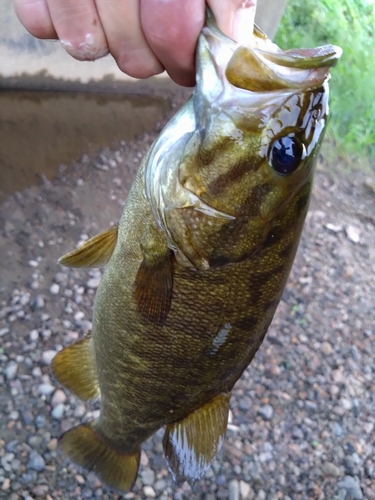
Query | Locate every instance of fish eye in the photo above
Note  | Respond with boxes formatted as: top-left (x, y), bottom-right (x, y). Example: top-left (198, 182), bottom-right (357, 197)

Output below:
top-left (269, 135), bottom-right (305, 175)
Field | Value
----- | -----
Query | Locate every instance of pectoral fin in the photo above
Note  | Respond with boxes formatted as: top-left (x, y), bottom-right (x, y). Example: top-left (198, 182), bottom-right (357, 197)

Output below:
top-left (133, 248), bottom-right (173, 326)
top-left (59, 225), bottom-right (118, 268)
top-left (51, 337), bottom-right (100, 401)
top-left (163, 393), bottom-right (231, 483)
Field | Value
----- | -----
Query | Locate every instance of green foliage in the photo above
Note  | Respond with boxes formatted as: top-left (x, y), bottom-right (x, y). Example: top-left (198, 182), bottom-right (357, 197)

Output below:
top-left (275, 0), bottom-right (375, 162)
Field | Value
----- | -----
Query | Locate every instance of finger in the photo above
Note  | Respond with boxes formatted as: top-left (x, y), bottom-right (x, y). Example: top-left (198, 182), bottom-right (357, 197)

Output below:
top-left (141, 0), bottom-right (205, 87)
top-left (208, 0), bottom-right (257, 44)
top-left (47, 0), bottom-right (109, 60)
top-left (94, 0), bottom-right (164, 79)
top-left (13, 0), bottom-right (57, 39)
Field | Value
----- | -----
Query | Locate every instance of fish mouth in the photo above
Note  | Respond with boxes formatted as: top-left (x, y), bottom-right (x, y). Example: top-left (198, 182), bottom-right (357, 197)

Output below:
top-left (202, 7), bottom-right (342, 93)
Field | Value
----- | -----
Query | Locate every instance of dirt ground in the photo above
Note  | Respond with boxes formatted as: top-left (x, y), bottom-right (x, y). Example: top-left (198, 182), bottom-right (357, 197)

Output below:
top-left (0, 85), bottom-right (374, 500)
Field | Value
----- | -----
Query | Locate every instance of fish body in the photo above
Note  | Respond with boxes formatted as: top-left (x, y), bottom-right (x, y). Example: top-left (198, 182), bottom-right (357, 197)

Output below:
top-left (52, 11), bottom-right (341, 492)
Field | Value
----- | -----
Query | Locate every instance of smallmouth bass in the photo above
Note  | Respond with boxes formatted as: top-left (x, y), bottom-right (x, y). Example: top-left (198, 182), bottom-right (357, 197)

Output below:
top-left (52, 9), bottom-right (341, 492)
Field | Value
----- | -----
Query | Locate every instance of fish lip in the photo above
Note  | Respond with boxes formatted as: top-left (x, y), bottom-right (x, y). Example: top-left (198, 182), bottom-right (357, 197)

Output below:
top-left (200, 8), bottom-right (342, 94)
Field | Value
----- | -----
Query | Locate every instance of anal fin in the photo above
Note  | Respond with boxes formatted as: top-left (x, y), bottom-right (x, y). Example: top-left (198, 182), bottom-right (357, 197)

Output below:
top-left (163, 393), bottom-right (231, 484)
top-left (51, 337), bottom-right (100, 401)
top-left (133, 249), bottom-right (173, 326)
top-left (59, 225), bottom-right (118, 268)
top-left (60, 422), bottom-right (140, 492)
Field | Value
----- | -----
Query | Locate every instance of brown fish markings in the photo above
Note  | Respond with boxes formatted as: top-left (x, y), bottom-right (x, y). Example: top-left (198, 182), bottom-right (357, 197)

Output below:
top-left (52, 10), bottom-right (341, 492)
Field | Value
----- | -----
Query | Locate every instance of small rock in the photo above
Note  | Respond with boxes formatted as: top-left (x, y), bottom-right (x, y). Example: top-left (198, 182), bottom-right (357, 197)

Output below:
top-left (38, 383), bottom-right (55, 396)
top-left (51, 403), bottom-right (65, 419)
top-left (49, 283), bottom-right (60, 295)
top-left (74, 311), bottom-right (85, 322)
top-left (258, 404), bottom-right (274, 421)
top-left (337, 475), bottom-right (363, 499)
top-left (27, 451), bottom-right (46, 472)
top-left (5, 361), bottom-right (18, 380)
top-left (141, 467), bottom-right (155, 485)
top-left (346, 226), bottom-right (360, 243)
top-left (74, 404), bottom-right (86, 418)
top-left (33, 295), bottom-right (45, 309)
top-left (256, 490), bottom-right (266, 500)
top-left (2, 477), bottom-right (11, 491)
top-left (239, 480), bottom-right (252, 499)
top-left (28, 436), bottom-right (43, 449)
top-left (51, 389), bottom-right (67, 407)
top-left (229, 479), bottom-right (240, 500)
top-left (321, 461), bottom-right (341, 476)
top-left (32, 485), bottom-right (49, 496)
top-left (29, 329), bottom-right (39, 341)
top-left (291, 426), bottom-right (304, 440)
top-left (1, 453), bottom-right (15, 471)
top-left (238, 396), bottom-right (251, 411)
top-left (19, 292), bottom-right (31, 306)
top-left (9, 410), bottom-right (19, 420)
top-left (321, 341), bottom-right (333, 355)
top-left (47, 438), bottom-right (58, 451)
top-left (154, 478), bottom-right (167, 491)
top-left (0, 327), bottom-right (9, 337)
top-left (87, 277), bottom-right (101, 289)
top-left (143, 485), bottom-right (156, 498)
top-left (41, 350), bottom-right (57, 365)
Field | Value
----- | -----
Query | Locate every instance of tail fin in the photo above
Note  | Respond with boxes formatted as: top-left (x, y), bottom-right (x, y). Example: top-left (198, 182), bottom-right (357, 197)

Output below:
top-left (60, 423), bottom-right (140, 492)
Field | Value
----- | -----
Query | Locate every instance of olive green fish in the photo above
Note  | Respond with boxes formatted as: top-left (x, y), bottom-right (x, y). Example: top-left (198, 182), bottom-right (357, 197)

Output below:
top-left (52, 10), bottom-right (341, 492)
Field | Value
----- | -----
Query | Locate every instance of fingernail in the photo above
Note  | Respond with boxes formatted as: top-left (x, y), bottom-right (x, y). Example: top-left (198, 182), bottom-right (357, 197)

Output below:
top-left (232, 2), bottom-right (256, 45)
top-left (61, 34), bottom-right (109, 61)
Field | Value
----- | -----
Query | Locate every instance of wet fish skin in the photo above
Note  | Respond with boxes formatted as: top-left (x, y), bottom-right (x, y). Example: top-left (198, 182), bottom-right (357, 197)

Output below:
top-left (52, 10), bottom-right (341, 492)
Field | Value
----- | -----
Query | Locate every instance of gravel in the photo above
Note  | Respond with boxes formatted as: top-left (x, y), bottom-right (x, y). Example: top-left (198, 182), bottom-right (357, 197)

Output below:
top-left (0, 84), bottom-right (374, 499)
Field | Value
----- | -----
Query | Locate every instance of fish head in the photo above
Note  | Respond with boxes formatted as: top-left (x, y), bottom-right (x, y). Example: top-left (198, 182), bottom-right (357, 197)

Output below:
top-left (145, 12), bottom-right (341, 268)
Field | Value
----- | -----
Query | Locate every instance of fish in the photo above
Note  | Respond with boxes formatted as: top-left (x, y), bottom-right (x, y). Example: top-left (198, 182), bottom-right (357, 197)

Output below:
top-left (51, 8), bottom-right (341, 493)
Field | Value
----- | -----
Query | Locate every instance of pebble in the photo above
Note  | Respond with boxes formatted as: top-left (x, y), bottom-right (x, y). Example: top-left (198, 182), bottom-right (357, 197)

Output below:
top-left (143, 485), bottom-right (156, 498)
top-left (337, 476), bottom-right (363, 499)
top-left (258, 404), bottom-right (274, 421)
top-left (33, 295), bottom-right (45, 309)
top-left (291, 426), bottom-right (304, 440)
top-left (87, 277), bottom-right (101, 288)
top-left (0, 327), bottom-right (9, 336)
top-left (41, 350), bottom-right (57, 365)
top-left (229, 479), bottom-right (240, 500)
top-left (38, 383), bottom-right (55, 396)
top-left (5, 361), bottom-right (18, 380)
top-left (239, 480), bottom-right (252, 499)
top-left (238, 396), bottom-right (251, 411)
top-left (346, 225), bottom-right (360, 243)
top-left (51, 389), bottom-right (67, 407)
top-left (32, 485), bottom-right (49, 496)
top-left (1, 453), bottom-right (15, 471)
top-left (74, 404), bottom-right (86, 418)
top-left (74, 311), bottom-right (85, 322)
top-left (47, 438), bottom-right (58, 451)
top-left (321, 461), bottom-right (341, 476)
top-left (29, 329), bottom-right (39, 341)
top-left (49, 283), bottom-right (60, 295)
top-left (51, 403), bottom-right (65, 419)
top-left (321, 341), bottom-right (333, 355)
top-left (141, 467), bottom-right (155, 485)
top-left (9, 410), bottom-right (19, 420)
top-left (27, 451), bottom-right (46, 472)
top-left (154, 478), bottom-right (167, 491)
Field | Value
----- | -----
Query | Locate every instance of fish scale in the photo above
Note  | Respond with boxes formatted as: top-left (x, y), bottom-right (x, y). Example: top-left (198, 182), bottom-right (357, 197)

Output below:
top-left (51, 7), bottom-right (341, 493)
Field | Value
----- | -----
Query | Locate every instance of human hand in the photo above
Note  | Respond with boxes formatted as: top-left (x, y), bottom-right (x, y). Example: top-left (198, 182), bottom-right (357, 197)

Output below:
top-left (12, 0), bottom-right (257, 87)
